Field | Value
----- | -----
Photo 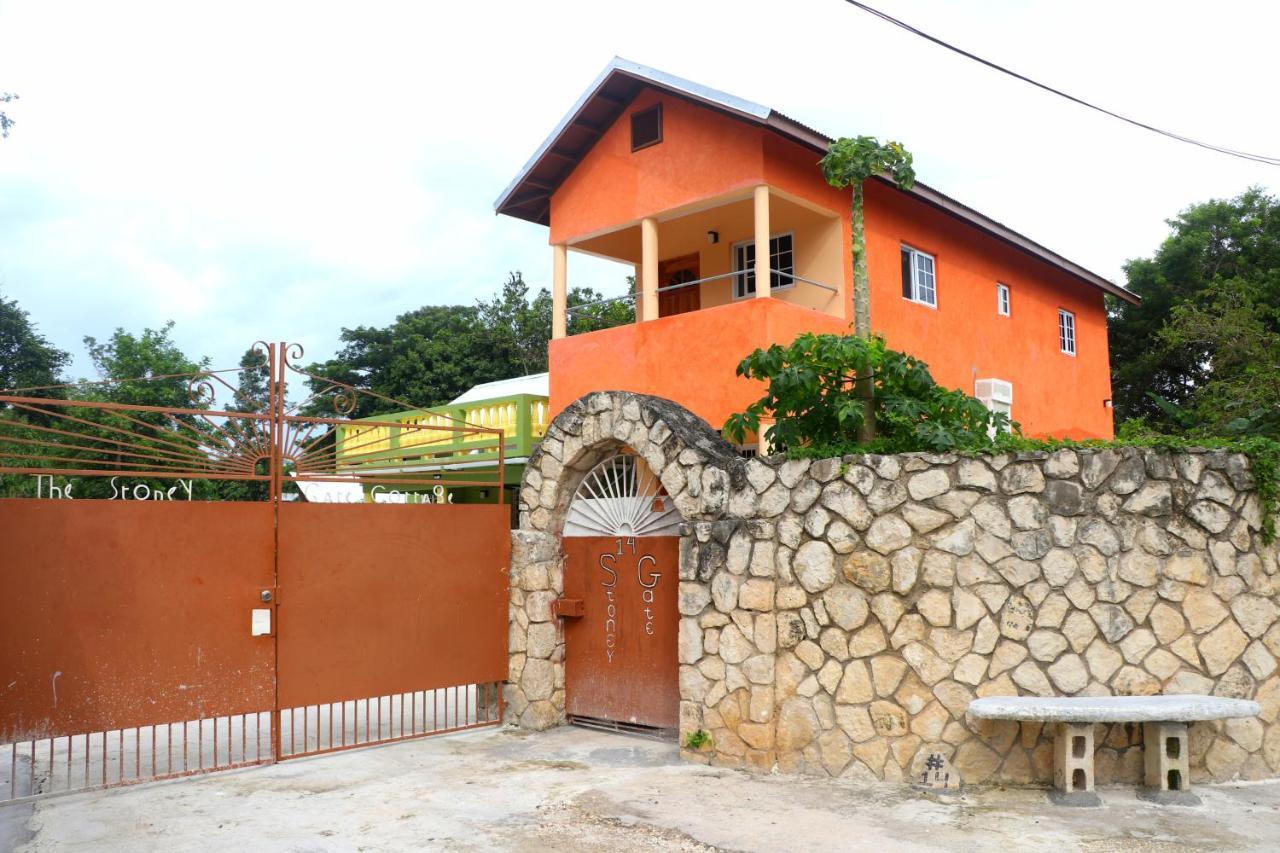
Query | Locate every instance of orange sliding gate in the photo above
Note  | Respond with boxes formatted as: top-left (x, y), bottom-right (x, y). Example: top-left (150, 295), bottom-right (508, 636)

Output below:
top-left (0, 342), bottom-right (510, 803)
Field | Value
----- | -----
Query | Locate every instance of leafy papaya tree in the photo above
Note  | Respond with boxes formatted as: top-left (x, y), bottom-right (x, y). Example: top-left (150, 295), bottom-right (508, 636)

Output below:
top-left (819, 136), bottom-right (916, 441)
top-left (724, 332), bottom-right (1011, 455)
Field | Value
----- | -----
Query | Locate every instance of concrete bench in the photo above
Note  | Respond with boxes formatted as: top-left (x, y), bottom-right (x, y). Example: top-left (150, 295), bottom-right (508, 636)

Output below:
top-left (967, 695), bottom-right (1260, 806)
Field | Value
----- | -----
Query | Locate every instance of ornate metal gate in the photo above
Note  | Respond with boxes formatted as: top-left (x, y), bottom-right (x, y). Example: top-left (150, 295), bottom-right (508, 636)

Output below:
top-left (0, 343), bottom-right (510, 803)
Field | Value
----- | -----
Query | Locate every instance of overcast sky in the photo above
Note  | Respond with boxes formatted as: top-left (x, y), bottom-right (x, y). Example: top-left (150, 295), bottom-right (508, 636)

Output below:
top-left (1, 0), bottom-right (1276, 379)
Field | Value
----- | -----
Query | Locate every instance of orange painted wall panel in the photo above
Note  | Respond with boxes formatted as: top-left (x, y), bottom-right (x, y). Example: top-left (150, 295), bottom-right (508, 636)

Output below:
top-left (550, 90), bottom-right (767, 245)
top-left (862, 181), bottom-right (1114, 439)
top-left (549, 298), bottom-right (850, 431)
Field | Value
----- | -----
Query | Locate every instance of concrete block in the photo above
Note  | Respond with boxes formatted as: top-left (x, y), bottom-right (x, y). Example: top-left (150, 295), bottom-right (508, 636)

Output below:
top-left (1140, 721), bottom-right (1200, 805)
top-left (1051, 722), bottom-right (1101, 806)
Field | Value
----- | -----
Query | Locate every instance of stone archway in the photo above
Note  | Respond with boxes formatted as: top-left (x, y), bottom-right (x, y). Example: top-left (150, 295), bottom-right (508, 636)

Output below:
top-left (506, 391), bottom-right (745, 732)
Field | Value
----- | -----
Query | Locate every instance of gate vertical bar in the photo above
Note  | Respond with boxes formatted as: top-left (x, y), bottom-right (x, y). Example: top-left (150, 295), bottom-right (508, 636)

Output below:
top-left (269, 342), bottom-right (283, 765)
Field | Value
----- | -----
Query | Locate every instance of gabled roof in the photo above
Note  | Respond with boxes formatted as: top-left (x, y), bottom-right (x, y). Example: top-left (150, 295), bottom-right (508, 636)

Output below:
top-left (494, 58), bottom-right (1140, 305)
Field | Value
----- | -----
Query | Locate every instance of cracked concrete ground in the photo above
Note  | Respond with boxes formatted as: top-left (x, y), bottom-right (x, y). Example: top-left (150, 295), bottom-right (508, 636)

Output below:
top-left (3, 725), bottom-right (1279, 852)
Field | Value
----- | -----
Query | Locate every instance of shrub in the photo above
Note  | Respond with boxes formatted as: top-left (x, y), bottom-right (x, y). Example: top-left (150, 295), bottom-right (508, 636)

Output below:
top-left (723, 333), bottom-right (1011, 455)
top-left (684, 729), bottom-right (712, 750)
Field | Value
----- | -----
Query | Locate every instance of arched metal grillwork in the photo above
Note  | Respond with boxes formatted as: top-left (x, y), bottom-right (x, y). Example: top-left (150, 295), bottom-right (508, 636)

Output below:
top-left (564, 452), bottom-right (681, 537)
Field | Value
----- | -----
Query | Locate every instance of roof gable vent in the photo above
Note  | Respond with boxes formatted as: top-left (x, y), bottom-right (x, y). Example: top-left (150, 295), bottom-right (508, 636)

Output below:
top-left (630, 103), bottom-right (663, 152)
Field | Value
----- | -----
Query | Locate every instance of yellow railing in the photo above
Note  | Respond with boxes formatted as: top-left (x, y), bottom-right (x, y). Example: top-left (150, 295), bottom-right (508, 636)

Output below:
top-left (335, 393), bottom-right (549, 470)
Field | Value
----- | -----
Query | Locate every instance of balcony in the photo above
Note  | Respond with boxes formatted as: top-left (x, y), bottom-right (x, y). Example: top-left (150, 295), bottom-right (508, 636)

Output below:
top-left (550, 296), bottom-right (849, 436)
top-left (547, 184), bottom-right (850, 434)
top-left (334, 393), bottom-right (549, 483)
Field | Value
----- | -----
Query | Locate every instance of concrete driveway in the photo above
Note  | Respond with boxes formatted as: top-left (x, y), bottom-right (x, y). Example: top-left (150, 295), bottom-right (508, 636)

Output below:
top-left (4, 725), bottom-right (1279, 852)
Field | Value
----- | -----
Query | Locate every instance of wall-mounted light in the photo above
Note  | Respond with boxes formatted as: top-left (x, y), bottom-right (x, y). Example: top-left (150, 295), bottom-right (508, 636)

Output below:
top-left (1103, 399), bottom-right (1113, 409)
top-left (707, 230), bottom-right (719, 245)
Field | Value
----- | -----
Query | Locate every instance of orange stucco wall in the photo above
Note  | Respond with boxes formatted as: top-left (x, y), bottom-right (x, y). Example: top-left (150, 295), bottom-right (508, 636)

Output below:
top-left (550, 89), bottom-right (767, 245)
top-left (862, 181), bottom-right (1114, 439)
top-left (549, 298), bottom-right (850, 432)
top-left (544, 86), bottom-right (1115, 440)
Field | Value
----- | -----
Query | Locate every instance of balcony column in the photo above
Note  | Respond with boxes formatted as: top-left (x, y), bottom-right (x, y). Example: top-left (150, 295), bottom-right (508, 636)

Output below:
top-left (757, 418), bottom-right (775, 455)
top-left (753, 185), bottom-right (771, 299)
top-left (641, 216), bottom-right (659, 321)
top-left (552, 243), bottom-right (568, 340)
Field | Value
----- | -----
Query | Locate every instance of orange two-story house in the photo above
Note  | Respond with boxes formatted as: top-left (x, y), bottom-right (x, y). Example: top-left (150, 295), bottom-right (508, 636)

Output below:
top-left (496, 59), bottom-right (1139, 441)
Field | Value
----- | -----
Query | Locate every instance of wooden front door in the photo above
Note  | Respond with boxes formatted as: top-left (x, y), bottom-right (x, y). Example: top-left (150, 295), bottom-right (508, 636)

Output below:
top-left (562, 535), bottom-right (679, 731)
top-left (658, 253), bottom-right (701, 318)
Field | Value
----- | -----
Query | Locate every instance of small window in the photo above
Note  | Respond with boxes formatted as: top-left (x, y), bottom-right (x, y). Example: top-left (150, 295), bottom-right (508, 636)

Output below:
top-left (630, 104), bottom-right (662, 151)
top-left (1059, 309), bottom-right (1077, 355)
top-left (733, 233), bottom-right (795, 298)
top-left (997, 283), bottom-right (1011, 316)
top-left (900, 245), bottom-right (937, 307)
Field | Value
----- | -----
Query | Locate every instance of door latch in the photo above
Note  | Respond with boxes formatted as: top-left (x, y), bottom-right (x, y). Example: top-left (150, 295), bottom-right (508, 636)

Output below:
top-left (552, 598), bottom-right (584, 618)
top-left (260, 589), bottom-right (273, 603)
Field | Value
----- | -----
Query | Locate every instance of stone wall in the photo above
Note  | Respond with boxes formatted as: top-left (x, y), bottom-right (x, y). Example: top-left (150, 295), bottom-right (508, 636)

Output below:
top-left (509, 391), bottom-right (1280, 787)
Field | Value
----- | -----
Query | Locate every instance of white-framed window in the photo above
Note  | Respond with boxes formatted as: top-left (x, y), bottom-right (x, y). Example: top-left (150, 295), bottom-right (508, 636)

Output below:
top-left (975, 378), bottom-right (1013, 436)
top-left (732, 233), bottom-right (795, 299)
top-left (1058, 309), bottom-right (1077, 355)
top-left (997, 283), bottom-right (1010, 316)
top-left (900, 245), bottom-right (936, 307)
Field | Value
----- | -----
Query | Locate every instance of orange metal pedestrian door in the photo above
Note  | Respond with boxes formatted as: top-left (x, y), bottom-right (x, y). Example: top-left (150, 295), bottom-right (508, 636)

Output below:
top-left (562, 535), bottom-right (679, 730)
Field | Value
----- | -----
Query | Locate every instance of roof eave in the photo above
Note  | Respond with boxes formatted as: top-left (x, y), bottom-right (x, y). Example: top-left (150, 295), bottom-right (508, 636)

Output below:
top-left (762, 113), bottom-right (1139, 305)
top-left (879, 177), bottom-right (1141, 305)
top-left (493, 61), bottom-right (622, 216)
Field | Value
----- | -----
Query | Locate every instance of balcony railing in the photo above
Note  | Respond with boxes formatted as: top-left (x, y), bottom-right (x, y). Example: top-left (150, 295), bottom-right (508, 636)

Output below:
top-left (335, 393), bottom-right (549, 474)
top-left (568, 267), bottom-right (838, 316)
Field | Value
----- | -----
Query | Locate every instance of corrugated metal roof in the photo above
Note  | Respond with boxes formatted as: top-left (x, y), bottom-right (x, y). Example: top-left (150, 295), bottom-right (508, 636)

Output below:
top-left (495, 58), bottom-right (1139, 305)
top-left (451, 372), bottom-right (549, 404)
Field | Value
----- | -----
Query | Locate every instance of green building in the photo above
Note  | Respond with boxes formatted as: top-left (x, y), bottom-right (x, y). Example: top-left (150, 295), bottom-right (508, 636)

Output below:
top-left (330, 373), bottom-right (549, 525)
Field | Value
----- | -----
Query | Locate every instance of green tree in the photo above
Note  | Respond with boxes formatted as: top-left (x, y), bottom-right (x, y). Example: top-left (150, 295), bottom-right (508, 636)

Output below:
top-left (1109, 188), bottom-right (1280, 427)
top-left (0, 92), bottom-right (16, 139)
top-left (570, 280), bottom-right (634, 330)
top-left (1157, 278), bottom-right (1279, 436)
top-left (0, 289), bottom-right (64, 494)
top-left (478, 272), bottom-right (637, 376)
top-left (311, 273), bottom-right (635, 415)
top-left (230, 347), bottom-right (270, 413)
top-left (819, 136), bottom-right (916, 441)
top-left (477, 273), bottom-right (555, 377)
top-left (0, 316), bottom-right (211, 496)
top-left (0, 290), bottom-right (69, 395)
top-left (211, 347), bottom-right (274, 501)
top-left (724, 332), bottom-right (1010, 455)
top-left (305, 305), bottom-right (504, 416)
top-left (84, 322), bottom-right (208, 407)
top-left (70, 323), bottom-right (211, 497)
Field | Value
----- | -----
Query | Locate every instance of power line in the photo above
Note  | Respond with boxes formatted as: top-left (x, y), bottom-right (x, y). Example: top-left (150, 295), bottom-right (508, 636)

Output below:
top-left (841, 0), bottom-right (1280, 166)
